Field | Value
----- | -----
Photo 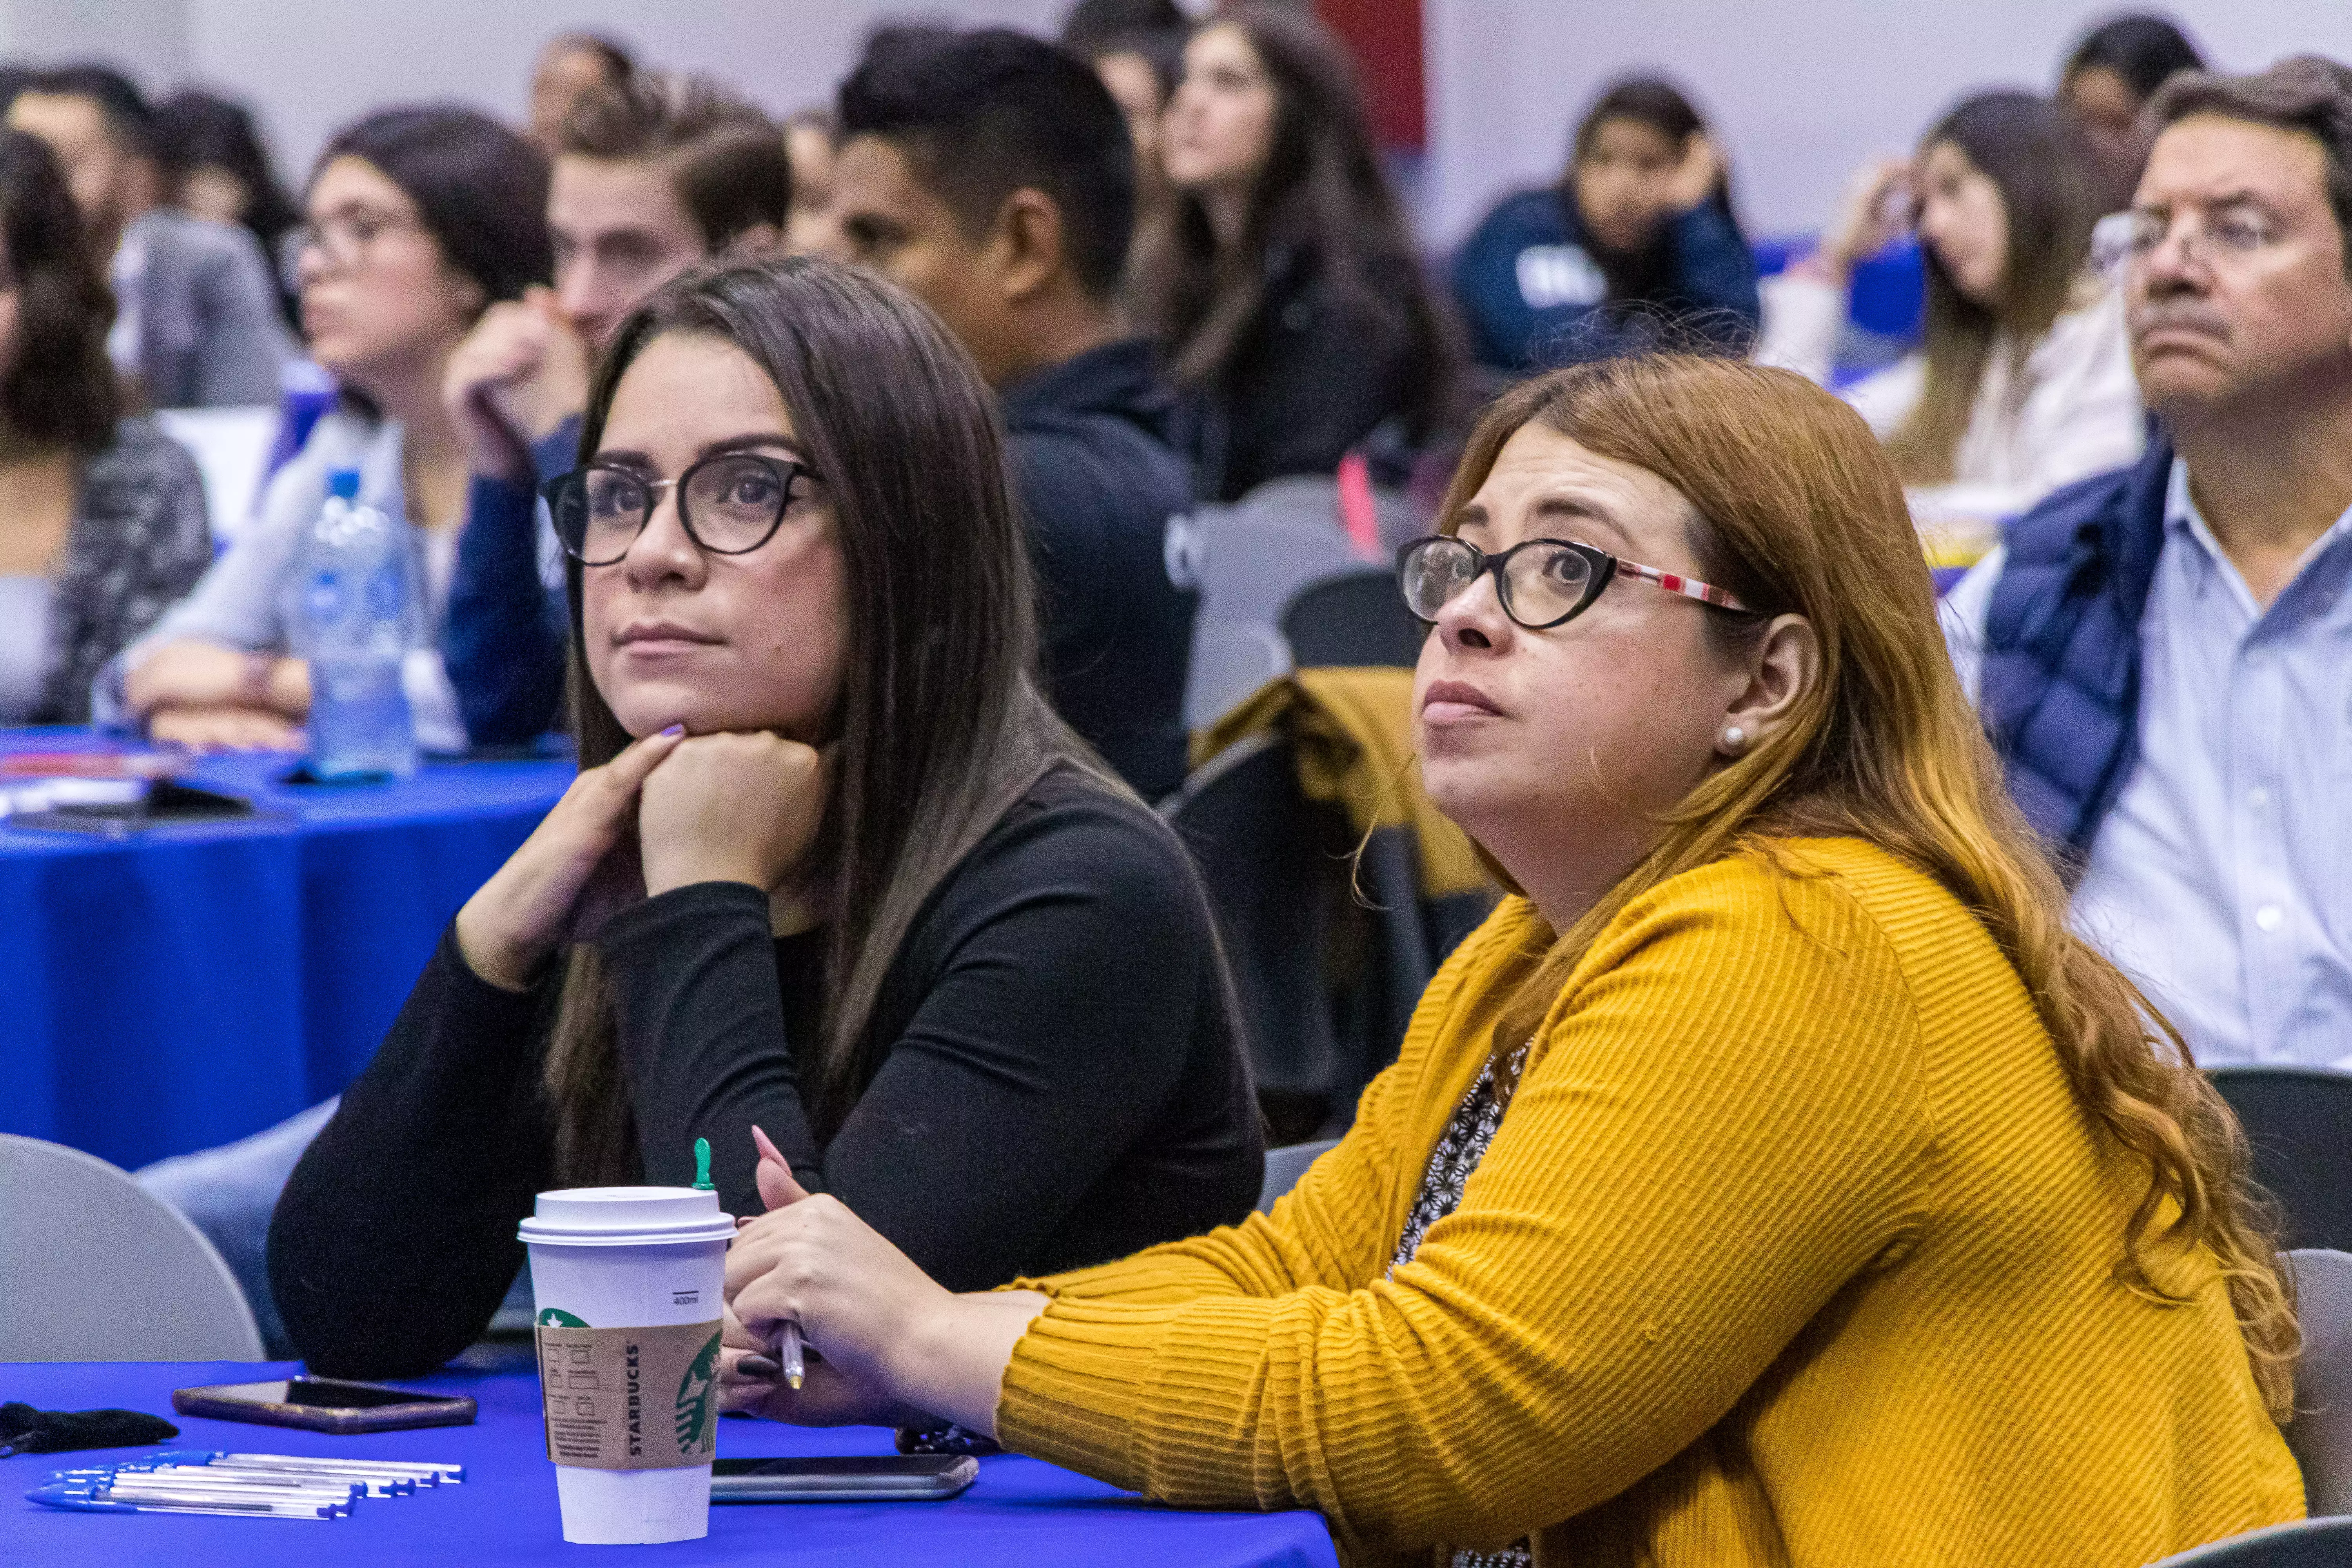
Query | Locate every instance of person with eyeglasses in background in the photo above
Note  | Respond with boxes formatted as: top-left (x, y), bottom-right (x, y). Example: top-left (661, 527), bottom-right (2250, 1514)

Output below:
top-left (439, 72), bottom-right (789, 750)
top-left (7, 64), bottom-right (292, 408)
top-left (1758, 91), bottom-right (2144, 561)
top-left (267, 258), bottom-right (1261, 1380)
top-left (1943, 56), bottom-right (2352, 1074)
top-left (102, 106), bottom-right (550, 754)
top-left (715, 352), bottom-right (2301, 1566)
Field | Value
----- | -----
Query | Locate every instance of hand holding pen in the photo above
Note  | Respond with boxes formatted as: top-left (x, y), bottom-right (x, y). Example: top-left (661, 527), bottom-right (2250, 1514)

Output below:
top-left (735, 1124), bottom-right (806, 1390)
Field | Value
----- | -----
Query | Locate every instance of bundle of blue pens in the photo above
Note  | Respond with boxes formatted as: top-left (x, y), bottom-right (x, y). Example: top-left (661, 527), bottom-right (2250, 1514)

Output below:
top-left (26, 1449), bottom-right (465, 1520)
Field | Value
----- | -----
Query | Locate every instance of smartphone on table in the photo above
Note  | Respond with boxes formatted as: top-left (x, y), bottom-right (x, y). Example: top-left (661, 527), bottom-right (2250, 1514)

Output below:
top-left (710, 1454), bottom-right (977, 1502)
top-left (172, 1377), bottom-right (477, 1434)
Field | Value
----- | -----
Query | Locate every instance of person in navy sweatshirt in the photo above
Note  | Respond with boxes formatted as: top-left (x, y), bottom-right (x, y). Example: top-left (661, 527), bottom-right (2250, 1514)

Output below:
top-left (1452, 77), bottom-right (1760, 377)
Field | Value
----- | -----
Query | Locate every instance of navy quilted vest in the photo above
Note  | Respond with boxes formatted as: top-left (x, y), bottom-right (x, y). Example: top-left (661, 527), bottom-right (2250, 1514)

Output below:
top-left (1977, 440), bottom-right (2173, 858)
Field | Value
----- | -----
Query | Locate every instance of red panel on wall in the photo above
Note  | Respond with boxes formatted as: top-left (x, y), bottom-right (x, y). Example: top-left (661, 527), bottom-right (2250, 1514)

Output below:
top-left (1314, 0), bottom-right (1425, 152)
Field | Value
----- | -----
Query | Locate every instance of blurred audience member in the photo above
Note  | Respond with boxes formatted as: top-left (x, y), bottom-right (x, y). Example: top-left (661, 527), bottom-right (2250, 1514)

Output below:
top-left (526, 30), bottom-right (633, 154)
top-left (442, 73), bottom-right (788, 747)
top-left (108, 107), bottom-right (550, 752)
top-left (1945, 57), bottom-right (2352, 1071)
top-left (270, 260), bottom-right (1260, 1377)
top-left (833, 25), bottom-right (1195, 798)
top-left (1062, 0), bottom-right (1189, 265)
top-left (1140, 2), bottom-right (1460, 502)
top-left (7, 65), bottom-right (291, 407)
top-left (1453, 77), bottom-right (1760, 374)
top-left (1760, 92), bottom-right (2142, 534)
top-left (153, 89), bottom-right (303, 329)
top-left (0, 129), bottom-right (207, 724)
top-left (2061, 15), bottom-right (2208, 212)
top-left (782, 108), bottom-right (839, 256)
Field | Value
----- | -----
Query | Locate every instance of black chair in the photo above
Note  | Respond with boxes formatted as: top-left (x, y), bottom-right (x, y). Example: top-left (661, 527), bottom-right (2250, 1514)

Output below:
top-left (2208, 1066), bottom-right (2352, 1253)
top-left (1164, 734), bottom-right (1486, 1143)
top-left (1281, 568), bottom-right (1425, 669)
top-left (2142, 1518), bottom-right (2352, 1565)
top-left (1164, 734), bottom-right (1348, 1142)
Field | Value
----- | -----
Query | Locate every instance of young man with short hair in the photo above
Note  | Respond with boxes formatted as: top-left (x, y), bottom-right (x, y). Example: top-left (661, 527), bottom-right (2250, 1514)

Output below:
top-left (441, 73), bottom-right (788, 745)
top-left (831, 26), bottom-right (1198, 800)
top-left (7, 65), bottom-right (291, 407)
top-left (1946, 56), bottom-right (2352, 1068)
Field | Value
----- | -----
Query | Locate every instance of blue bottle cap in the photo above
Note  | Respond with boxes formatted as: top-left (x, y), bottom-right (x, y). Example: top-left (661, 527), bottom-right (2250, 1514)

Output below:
top-left (325, 468), bottom-right (361, 501)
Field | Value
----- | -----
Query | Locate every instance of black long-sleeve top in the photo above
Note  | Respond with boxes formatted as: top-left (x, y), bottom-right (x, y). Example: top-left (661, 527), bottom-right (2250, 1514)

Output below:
top-left (269, 768), bottom-right (1264, 1378)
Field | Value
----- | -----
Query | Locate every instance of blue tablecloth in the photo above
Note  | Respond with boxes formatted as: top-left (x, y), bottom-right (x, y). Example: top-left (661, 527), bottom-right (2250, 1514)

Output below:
top-left (0, 1360), bottom-right (1340, 1567)
top-left (0, 731), bottom-right (576, 1171)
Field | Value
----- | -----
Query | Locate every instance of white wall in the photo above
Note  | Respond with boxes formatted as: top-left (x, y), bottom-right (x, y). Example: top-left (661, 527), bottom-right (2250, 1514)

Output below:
top-left (1426, 0), bottom-right (2352, 246)
top-left (0, 0), bottom-right (1071, 180)
top-left (5, 0), bottom-right (2352, 250)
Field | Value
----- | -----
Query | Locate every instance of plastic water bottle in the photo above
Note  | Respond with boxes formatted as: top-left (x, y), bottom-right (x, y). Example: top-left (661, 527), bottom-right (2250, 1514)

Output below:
top-left (296, 468), bottom-right (418, 779)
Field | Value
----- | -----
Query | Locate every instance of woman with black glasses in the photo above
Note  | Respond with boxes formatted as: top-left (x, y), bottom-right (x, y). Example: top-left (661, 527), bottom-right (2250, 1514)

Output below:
top-left (267, 258), bottom-right (1263, 1379)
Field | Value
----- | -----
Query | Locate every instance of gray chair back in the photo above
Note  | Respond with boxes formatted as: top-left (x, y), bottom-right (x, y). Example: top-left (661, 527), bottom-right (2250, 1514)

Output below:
top-left (1257, 1139), bottom-right (1341, 1213)
top-left (2210, 1067), bottom-right (2352, 1252)
top-left (1184, 619), bottom-right (1291, 734)
top-left (0, 1133), bottom-right (263, 1359)
top-left (2141, 1517), bottom-right (2352, 1564)
top-left (2286, 1247), bottom-right (2352, 1517)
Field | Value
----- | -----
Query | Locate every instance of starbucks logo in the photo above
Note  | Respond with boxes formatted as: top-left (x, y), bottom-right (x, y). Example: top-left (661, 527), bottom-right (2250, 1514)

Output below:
top-left (675, 1329), bottom-right (720, 1453)
top-left (536, 1308), bottom-right (589, 1327)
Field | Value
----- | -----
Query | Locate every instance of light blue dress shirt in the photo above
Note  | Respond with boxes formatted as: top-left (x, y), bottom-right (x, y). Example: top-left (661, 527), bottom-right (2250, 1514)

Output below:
top-left (1944, 459), bottom-right (2352, 1069)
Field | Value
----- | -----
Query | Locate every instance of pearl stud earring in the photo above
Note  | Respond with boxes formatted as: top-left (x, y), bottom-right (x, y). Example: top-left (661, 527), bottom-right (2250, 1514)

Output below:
top-left (1721, 724), bottom-right (1747, 753)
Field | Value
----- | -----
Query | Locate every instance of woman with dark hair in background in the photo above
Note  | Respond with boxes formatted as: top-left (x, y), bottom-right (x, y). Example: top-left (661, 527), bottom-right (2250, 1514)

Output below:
top-left (1759, 91), bottom-right (2141, 537)
top-left (269, 258), bottom-right (1260, 1378)
top-left (0, 128), bottom-right (208, 724)
top-left (1140, 1), bottom-right (1461, 501)
top-left (154, 89), bottom-right (303, 328)
top-left (2059, 14), bottom-right (2206, 211)
top-left (1453, 76), bottom-right (1761, 376)
top-left (107, 106), bottom-right (551, 750)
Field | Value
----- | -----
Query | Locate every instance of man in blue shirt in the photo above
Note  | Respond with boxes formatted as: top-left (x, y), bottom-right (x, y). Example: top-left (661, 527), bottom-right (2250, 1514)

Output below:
top-left (440, 73), bottom-right (788, 747)
top-left (1944, 57), bottom-right (2352, 1068)
top-left (828, 26), bottom-right (1198, 799)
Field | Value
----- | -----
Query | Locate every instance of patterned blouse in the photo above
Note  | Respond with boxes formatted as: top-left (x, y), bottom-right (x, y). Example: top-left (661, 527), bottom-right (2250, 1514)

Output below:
top-left (38, 417), bottom-right (211, 723)
top-left (1390, 1042), bottom-right (1532, 1568)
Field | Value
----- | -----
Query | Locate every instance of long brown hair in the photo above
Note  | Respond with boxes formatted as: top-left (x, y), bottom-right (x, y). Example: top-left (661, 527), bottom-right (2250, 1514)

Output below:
top-left (1134, 2), bottom-right (1457, 435)
top-left (544, 257), bottom-right (1104, 1183)
top-left (1890, 92), bottom-right (2102, 484)
top-left (1448, 354), bottom-right (2296, 1418)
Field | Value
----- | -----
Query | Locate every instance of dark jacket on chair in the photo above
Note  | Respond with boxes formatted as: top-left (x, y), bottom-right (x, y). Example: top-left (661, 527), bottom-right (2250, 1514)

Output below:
top-left (1976, 439), bottom-right (2173, 858)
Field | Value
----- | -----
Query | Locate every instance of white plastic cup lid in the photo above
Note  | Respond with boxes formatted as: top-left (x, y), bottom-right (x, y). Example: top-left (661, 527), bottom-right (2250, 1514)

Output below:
top-left (517, 1185), bottom-right (738, 1247)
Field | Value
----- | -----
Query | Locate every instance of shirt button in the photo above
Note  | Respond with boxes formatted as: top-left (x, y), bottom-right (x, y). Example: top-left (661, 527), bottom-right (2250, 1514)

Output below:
top-left (2248, 786), bottom-right (2272, 811)
top-left (2255, 904), bottom-right (2285, 932)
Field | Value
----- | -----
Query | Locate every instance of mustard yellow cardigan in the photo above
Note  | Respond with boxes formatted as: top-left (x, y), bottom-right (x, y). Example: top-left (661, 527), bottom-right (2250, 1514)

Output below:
top-left (997, 838), bottom-right (2304, 1566)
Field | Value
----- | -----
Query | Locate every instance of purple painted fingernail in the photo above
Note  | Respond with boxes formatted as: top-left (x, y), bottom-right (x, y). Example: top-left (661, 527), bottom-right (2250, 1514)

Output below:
top-left (659, 723), bottom-right (685, 738)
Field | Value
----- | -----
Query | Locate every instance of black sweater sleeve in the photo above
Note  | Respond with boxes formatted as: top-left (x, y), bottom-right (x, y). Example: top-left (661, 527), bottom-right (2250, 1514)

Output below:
top-left (267, 928), bottom-right (557, 1378)
top-left (593, 788), bottom-right (1241, 1292)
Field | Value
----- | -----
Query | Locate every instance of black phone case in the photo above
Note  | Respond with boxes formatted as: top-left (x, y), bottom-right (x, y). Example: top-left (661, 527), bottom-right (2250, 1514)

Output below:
top-left (171, 1379), bottom-right (478, 1435)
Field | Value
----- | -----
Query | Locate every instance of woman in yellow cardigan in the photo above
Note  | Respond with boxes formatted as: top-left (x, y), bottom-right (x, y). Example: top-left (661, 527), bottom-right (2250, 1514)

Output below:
top-left (720, 354), bottom-right (2305, 1566)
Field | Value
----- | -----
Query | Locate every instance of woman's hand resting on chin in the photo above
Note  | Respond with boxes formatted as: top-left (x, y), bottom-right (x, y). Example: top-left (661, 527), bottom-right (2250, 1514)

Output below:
top-left (638, 731), bottom-right (827, 899)
top-left (719, 1127), bottom-right (1050, 1437)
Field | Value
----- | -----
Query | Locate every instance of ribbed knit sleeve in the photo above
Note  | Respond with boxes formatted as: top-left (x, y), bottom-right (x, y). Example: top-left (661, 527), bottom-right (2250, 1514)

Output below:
top-left (994, 858), bottom-right (1933, 1561)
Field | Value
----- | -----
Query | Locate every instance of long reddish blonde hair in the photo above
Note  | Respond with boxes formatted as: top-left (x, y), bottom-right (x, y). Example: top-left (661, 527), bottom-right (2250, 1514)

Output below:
top-left (1451, 354), bottom-right (2296, 1418)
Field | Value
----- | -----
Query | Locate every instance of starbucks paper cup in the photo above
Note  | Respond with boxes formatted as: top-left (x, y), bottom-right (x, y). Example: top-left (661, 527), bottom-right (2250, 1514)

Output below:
top-left (519, 1186), bottom-right (736, 1544)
